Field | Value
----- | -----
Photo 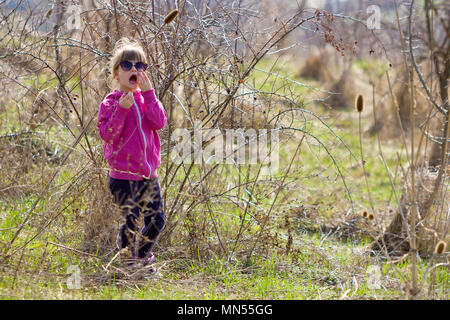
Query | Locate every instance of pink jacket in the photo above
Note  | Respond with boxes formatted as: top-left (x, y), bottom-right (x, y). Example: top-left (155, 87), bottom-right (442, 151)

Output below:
top-left (97, 89), bottom-right (167, 181)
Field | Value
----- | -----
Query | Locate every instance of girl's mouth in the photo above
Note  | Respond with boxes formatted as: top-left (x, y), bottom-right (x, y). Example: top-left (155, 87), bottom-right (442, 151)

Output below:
top-left (129, 74), bottom-right (137, 85)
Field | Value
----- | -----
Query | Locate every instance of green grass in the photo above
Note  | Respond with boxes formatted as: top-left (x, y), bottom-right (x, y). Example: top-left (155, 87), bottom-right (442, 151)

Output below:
top-left (250, 55), bottom-right (321, 98)
top-left (6, 228), bottom-right (440, 300)
top-left (0, 213), bottom-right (446, 300)
top-left (352, 58), bottom-right (386, 77)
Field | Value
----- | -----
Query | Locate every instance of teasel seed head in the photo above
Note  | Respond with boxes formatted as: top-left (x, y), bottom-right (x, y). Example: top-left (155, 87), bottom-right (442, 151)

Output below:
top-left (362, 210), bottom-right (368, 218)
top-left (164, 9), bottom-right (179, 24)
top-left (434, 240), bottom-right (447, 255)
top-left (368, 213), bottom-right (374, 221)
top-left (355, 94), bottom-right (364, 113)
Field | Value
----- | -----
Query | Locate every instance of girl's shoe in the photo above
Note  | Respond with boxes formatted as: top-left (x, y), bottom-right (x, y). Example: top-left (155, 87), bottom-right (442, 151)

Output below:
top-left (127, 252), bottom-right (156, 270)
top-left (142, 252), bottom-right (156, 265)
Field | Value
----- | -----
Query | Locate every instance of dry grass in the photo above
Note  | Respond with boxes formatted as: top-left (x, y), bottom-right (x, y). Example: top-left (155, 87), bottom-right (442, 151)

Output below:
top-left (296, 46), bottom-right (336, 83)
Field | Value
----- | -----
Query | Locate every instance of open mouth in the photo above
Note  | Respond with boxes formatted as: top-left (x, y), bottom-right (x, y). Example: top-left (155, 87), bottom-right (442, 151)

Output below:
top-left (129, 74), bottom-right (137, 85)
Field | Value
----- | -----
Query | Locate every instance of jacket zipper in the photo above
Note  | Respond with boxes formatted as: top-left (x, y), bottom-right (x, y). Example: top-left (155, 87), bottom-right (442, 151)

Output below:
top-left (133, 101), bottom-right (152, 176)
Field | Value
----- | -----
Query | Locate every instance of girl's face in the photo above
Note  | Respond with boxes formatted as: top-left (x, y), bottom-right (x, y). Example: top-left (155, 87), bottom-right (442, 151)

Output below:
top-left (115, 59), bottom-right (146, 93)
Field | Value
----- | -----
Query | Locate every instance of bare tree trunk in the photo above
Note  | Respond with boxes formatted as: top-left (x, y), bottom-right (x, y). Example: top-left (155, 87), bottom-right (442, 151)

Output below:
top-left (53, 0), bottom-right (69, 121)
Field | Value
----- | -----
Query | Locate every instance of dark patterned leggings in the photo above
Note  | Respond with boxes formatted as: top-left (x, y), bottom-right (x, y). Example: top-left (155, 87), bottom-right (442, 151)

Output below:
top-left (109, 177), bottom-right (165, 259)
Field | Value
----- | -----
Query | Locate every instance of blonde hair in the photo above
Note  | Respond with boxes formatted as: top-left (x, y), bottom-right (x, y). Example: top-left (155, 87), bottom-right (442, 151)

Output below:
top-left (108, 38), bottom-right (147, 86)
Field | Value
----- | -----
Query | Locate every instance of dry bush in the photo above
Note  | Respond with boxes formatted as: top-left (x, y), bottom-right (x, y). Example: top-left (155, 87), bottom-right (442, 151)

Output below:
top-left (80, 167), bottom-right (119, 256)
top-left (322, 67), bottom-right (370, 110)
top-left (296, 46), bottom-right (336, 83)
top-left (219, 96), bottom-right (273, 130)
top-left (324, 68), bottom-right (354, 109)
top-left (371, 166), bottom-right (449, 256)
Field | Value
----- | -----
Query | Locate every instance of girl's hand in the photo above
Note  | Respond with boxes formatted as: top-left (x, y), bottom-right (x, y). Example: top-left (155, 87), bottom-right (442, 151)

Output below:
top-left (119, 92), bottom-right (134, 109)
top-left (137, 71), bottom-right (153, 92)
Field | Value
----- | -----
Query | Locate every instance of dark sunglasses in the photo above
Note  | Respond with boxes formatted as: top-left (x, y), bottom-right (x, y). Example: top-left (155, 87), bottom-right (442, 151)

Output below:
top-left (119, 60), bottom-right (148, 71)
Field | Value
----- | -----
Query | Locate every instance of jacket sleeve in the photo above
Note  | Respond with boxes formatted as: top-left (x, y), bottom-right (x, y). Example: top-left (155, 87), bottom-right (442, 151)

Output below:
top-left (97, 97), bottom-right (130, 145)
top-left (142, 89), bottom-right (167, 130)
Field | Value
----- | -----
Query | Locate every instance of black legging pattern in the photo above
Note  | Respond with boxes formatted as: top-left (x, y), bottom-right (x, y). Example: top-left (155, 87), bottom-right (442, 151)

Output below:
top-left (109, 177), bottom-right (165, 259)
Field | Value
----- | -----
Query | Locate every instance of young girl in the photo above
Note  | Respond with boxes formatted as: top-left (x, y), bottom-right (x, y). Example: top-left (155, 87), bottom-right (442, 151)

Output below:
top-left (97, 38), bottom-right (167, 269)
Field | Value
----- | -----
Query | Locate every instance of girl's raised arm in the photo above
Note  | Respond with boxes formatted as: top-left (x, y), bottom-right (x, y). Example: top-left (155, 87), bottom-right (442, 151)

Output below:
top-left (142, 90), bottom-right (167, 131)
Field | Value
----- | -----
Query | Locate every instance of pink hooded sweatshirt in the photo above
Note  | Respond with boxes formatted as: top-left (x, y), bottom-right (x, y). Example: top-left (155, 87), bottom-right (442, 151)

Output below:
top-left (97, 89), bottom-right (167, 181)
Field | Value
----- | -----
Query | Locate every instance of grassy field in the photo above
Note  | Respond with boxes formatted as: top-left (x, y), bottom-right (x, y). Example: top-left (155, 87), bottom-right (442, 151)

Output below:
top-left (0, 49), bottom-right (448, 301)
